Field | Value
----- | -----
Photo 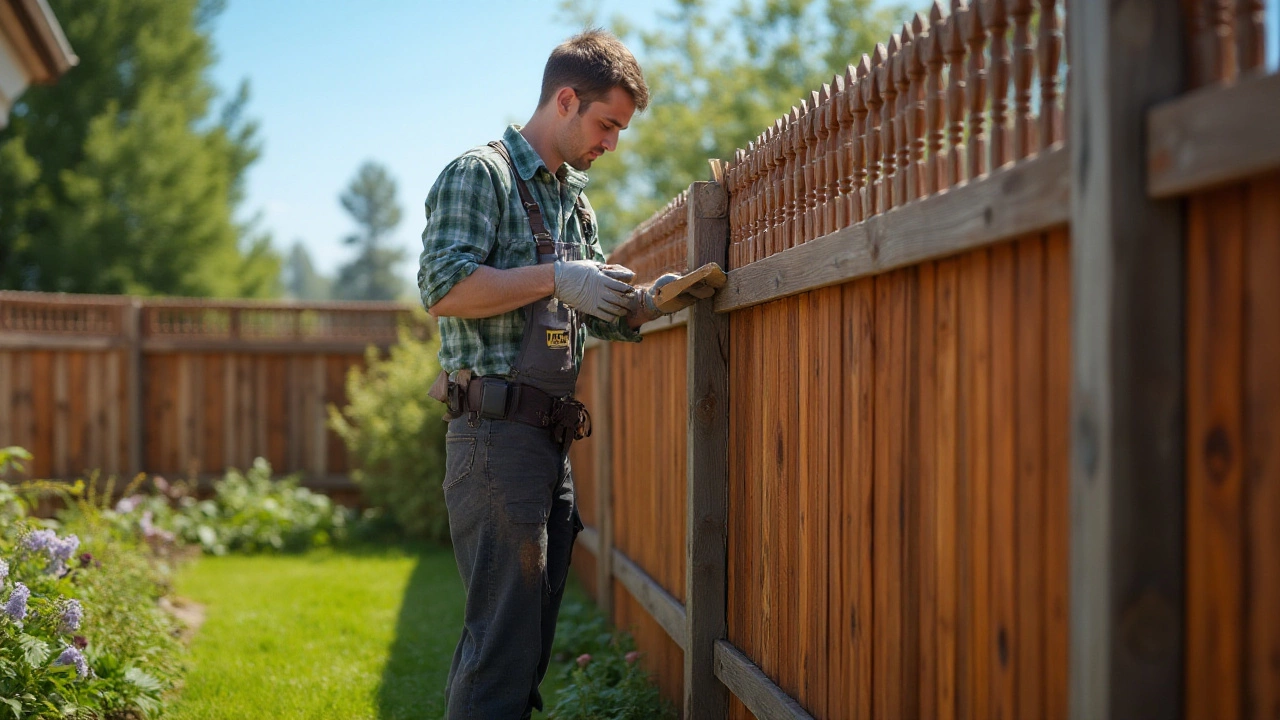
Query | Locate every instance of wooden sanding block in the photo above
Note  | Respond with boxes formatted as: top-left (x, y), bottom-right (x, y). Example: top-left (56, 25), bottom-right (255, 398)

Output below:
top-left (651, 262), bottom-right (727, 313)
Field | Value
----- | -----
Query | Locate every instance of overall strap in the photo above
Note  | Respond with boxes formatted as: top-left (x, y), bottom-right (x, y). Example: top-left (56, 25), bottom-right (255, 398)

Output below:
top-left (488, 140), bottom-right (555, 257)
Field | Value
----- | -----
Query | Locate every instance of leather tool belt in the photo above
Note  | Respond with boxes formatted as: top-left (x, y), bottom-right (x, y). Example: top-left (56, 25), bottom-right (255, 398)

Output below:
top-left (451, 375), bottom-right (592, 449)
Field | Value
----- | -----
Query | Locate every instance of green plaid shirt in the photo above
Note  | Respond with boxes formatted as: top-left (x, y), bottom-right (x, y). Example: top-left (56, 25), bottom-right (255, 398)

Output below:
top-left (418, 125), bottom-right (641, 379)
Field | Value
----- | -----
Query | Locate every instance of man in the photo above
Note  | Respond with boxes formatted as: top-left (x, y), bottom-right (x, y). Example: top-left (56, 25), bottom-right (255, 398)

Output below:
top-left (417, 29), bottom-right (686, 720)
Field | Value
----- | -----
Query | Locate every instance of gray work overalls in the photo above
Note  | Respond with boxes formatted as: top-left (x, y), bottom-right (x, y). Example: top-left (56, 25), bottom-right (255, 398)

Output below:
top-left (441, 139), bottom-right (590, 720)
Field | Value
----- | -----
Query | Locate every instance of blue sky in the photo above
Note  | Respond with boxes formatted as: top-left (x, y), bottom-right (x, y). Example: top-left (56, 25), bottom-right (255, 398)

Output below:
top-left (210, 0), bottom-right (1280, 289)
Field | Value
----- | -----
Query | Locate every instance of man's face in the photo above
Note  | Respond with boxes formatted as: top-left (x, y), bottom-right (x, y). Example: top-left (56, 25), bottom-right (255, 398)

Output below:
top-left (557, 86), bottom-right (636, 171)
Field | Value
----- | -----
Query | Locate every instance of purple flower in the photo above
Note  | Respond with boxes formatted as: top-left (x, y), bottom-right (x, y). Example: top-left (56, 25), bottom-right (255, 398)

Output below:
top-left (4, 582), bottom-right (29, 621)
top-left (576, 653), bottom-right (592, 669)
top-left (52, 534), bottom-right (79, 562)
top-left (0, 558), bottom-right (8, 583)
top-left (55, 646), bottom-right (89, 679)
top-left (114, 494), bottom-right (143, 514)
top-left (59, 599), bottom-right (82, 633)
top-left (22, 529), bottom-right (57, 554)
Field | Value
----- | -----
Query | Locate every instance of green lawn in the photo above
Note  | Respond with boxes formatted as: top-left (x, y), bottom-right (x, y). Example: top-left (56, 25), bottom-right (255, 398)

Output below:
top-left (167, 544), bottom-right (575, 719)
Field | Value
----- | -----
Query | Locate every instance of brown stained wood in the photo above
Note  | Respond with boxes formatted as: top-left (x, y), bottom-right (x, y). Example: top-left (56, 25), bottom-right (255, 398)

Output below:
top-left (820, 285), bottom-right (842, 717)
top-left (0, 353), bottom-right (11, 455)
top-left (312, 357), bottom-right (326, 477)
top-left (52, 353), bottom-right (67, 478)
top-left (987, 0), bottom-right (1012, 169)
top-left (1187, 187), bottom-right (1245, 720)
top-left (105, 352), bottom-right (121, 474)
top-left (907, 16), bottom-right (929, 203)
top-left (30, 352), bottom-right (52, 477)
top-left (1210, 0), bottom-right (1238, 83)
top-left (1236, 0), bottom-right (1265, 72)
top-left (961, 249), bottom-right (992, 720)
top-left (1038, 0), bottom-right (1063, 148)
top-left (714, 641), bottom-right (816, 720)
top-left (866, 46), bottom-right (887, 220)
top-left (125, 300), bottom-right (143, 476)
top-left (84, 354), bottom-right (102, 474)
top-left (718, 148), bottom-right (1069, 313)
top-left (935, 257), bottom-right (960, 720)
top-left (684, 182), bottom-right (729, 719)
top-left (895, 27), bottom-right (913, 208)
top-left (1012, 0), bottom-right (1036, 158)
top-left (12, 355), bottom-right (33, 471)
top-left (1044, 228), bottom-right (1070, 720)
top-left (1070, 1), bottom-right (1186, 716)
top-left (1148, 72), bottom-right (1280, 198)
top-left (989, 242), bottom-right (1018, 720)
top-left (806, 89), bottom-right (825, 244)
top-left (945, 6), bottom-right (969, 188)
top-left (66, 353), bottom-right (86, 477)
top-left (796, 291), bottom-right (815, 709)
top-left (852, 58), bottom-right (871, 225)
top-left (883, 38), bottom-right (901, 213)
top-left (204, 355), bottom-right (224, 475)
top-left (918, 261), bottom-right (939, 720)
top-left (844, 278), bottom-right (876, 720)
top-left (613, 547), bottom-right (688, 650)
top-left (1015, 236), bottom-right (1046, 720)
top-left (873, 271), bottom-right (906, 720)
top-left (781, 112), bottom-right (798, 255)
top-left (1245, 173), bottom-right (1280, 720)
top-left (781, 296), bottom-right (802, 700)
top-left (966, 4), bottom-right (989, 180)
top-left (926, 4), bottom-right (948, 196)
top-left (826, 77), bottom-right (845, 237)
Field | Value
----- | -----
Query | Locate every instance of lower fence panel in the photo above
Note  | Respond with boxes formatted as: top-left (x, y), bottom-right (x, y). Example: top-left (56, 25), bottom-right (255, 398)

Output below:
top-left (1186, 170), bottom-right (1280, 720)
top-left (726, 231), bottom-right (1071, 719)
top-left (615, 578), bottom-right (686, 709)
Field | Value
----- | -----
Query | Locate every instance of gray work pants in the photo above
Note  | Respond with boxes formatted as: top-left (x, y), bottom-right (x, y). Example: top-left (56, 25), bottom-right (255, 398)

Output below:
top-left (442, 416), bottom-right (582, 720)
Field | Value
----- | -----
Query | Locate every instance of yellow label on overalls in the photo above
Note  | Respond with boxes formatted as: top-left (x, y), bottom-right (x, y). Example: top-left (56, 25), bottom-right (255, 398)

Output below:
top-left (546, 329), bottom-right (569, 349)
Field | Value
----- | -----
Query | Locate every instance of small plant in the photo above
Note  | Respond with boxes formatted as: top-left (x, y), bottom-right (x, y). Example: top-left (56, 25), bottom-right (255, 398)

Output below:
top-left (329, 314), bottom-right (450, 542)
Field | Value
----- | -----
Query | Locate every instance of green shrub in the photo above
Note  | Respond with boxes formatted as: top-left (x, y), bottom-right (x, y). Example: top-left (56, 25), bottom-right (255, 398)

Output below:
top-left (109, 458), bottom-right (349, 556)
top-left (329, 318), bottom-right (450, 542)
top-left (0, 447), bottom-right (184, 719)
top-left (547, 594), bottom-right (675, 720)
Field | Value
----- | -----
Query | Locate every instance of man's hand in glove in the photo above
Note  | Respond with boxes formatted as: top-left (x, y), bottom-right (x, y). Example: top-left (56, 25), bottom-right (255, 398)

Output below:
top-left (625, 263), bottom-right (727, 325)
top-left (553, 260), bottom-right (633, 321)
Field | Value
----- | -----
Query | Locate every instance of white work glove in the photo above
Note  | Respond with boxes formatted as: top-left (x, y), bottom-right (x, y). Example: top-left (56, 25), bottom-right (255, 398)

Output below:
top-left (553, 260), bottom-right (632, 321)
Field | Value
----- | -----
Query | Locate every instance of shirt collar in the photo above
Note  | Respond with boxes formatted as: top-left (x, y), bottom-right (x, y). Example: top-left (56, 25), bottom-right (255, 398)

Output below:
top-left (503, 125), bottom-right (589, 191)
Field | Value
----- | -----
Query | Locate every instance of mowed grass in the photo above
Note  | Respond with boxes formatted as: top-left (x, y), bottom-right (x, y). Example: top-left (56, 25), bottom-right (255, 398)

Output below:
top-left (167, 544), bottom-right (576, 719)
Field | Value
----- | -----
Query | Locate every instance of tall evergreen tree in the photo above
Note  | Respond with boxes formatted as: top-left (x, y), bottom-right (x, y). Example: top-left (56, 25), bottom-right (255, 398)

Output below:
top-left (333, 161), bottom-right (405, 302)
top-left (282, 241), bottom-right (332, 301)
top-left (560, 0), bottom-right (900, 250)
top-left (0, 0), bottom-right (280, 297)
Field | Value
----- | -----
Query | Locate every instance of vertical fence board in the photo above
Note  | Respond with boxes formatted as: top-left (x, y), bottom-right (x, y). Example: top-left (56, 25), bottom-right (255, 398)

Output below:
top-left (961, 249), bottom-right (992, 720)
top-left (918, 261), bottom-right (939, 720)
top-left (935, 257), bottom-right (960, 720)
top-left (990, 242), bottom-right (1018, 719)
top-left (844, 278), bottom-right (876, 719)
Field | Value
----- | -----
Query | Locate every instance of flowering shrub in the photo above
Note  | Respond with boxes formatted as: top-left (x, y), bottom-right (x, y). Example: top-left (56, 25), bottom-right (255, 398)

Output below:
top-left (547, 595), bottom-right (675, 720)
top-left (0, 446), bottom-right (183, 718)
top-left (329, 318), bottom-right (450, 542)
top-left (107, 458), bottom-right (350, 555)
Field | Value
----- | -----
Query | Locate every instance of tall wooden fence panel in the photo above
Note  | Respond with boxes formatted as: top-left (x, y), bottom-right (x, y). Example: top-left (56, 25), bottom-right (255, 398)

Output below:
top-left (1151, 5), bottom-right (1280, 719)
top-left (0, 292), bottom-right (413, 496)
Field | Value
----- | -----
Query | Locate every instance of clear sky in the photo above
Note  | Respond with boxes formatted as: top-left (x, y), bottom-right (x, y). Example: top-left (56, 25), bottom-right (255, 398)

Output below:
top-left (210, 0), bottom-right (1280, 290)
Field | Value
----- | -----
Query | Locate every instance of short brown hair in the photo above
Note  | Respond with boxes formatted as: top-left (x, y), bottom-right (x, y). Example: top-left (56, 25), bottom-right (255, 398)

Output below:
top-left (538, 29), bottom-right (650, 113)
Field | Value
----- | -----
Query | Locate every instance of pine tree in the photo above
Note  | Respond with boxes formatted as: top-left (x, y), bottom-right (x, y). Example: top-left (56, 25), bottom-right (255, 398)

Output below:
top-left (333, 161), bottom-right (405, 302)
top-left (0, 0), bottom-right (280, 297)
top-left (282, 241), bottom-right (332, 301)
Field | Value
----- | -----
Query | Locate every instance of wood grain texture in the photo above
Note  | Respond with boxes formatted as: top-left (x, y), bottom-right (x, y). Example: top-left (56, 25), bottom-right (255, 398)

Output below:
top-left (713, 641), bottom-right (816, 720)
top-left (1069, 0), bottom-right (1186, 716)
top-left (1148, 71), bottom-right (1280, 197)
top-left (718, 148), bottom-right (1068, 313)
top-left (684, 181), bottom-right (731, 720)
top-left (613, 547), bottom-right (688, 651)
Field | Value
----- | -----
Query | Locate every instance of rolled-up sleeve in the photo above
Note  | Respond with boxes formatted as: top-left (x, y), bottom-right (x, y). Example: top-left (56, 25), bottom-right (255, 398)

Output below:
top-left (417, 156), bottom-right (502, 310)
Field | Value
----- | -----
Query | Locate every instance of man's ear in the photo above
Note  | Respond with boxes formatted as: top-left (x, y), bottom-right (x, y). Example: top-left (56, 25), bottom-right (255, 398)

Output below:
top-left (554, 86), bottom-right (578, 117)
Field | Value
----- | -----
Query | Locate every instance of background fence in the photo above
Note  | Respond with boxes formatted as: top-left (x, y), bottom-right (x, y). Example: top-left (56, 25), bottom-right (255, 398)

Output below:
top-left (569, 1), bottom-right (1280, 718)
top-left (0, 291), bottom-right (415, 501)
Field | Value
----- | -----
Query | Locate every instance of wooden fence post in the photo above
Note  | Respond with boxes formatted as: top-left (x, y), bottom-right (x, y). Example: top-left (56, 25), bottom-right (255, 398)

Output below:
top-left (684, 180), bottom-right (730, 719)
top-left (125, 298), bottom-right (144, 477)
top-left (595, 341), bottom-right (614, 621)
top-left (1068, 2), bottom-right (1186, 718)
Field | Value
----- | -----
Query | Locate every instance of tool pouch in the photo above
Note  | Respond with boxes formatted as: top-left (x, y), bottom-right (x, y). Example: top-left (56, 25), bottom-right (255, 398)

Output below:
top-left (549, 397), bottom-right (592, 452)
top-left (428, 369), bottom-right (465, 421)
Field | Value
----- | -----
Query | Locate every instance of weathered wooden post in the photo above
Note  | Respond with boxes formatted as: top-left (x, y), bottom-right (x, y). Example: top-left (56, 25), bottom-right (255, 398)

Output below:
top-left (1068, 0), bottom-right (1186, 718)
top-left (594, 342), bottom-right (614, 622)
top-left (684, 179), bottom-right (730, 719)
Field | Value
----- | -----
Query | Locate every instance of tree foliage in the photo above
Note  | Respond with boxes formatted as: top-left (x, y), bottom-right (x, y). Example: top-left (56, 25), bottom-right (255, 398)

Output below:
top-left (282, 241), bottom-right (332, 301)
top-left (333, 161), bottom-right (405, 301)
top-left (0, 0), bottom-right (279, 297)
top-left (561, 0), bottom-right (902, 249)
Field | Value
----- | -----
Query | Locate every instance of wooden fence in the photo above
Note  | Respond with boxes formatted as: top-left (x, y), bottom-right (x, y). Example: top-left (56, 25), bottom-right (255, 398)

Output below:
top-left (0, 291), bottom-right (415, 500)
top-left (568, 1), bottom-right (1280, 719)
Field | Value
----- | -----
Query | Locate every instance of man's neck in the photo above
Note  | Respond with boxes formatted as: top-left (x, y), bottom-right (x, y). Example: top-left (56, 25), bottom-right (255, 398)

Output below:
top-left (519, 115), bottom-right (564, 173)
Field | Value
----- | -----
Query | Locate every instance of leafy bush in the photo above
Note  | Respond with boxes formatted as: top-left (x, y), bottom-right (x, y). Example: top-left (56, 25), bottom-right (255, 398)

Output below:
top-left (547, 595), bottom-right (675, 720)
top-left (0, 446), bottom-right (184, 719)
top-left (329, 318), bottom-right (450, 542)
top-left (109, 458), bottom-right (350, 556)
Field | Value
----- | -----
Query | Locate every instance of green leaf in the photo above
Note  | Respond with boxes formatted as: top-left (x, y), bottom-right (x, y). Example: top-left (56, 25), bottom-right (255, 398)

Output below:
top-left (16, 635), bottom-right (48, 668)
top-left (0, 697), bottom-right (21, 719)
top-left (125, 666), bottom-right (164, 694)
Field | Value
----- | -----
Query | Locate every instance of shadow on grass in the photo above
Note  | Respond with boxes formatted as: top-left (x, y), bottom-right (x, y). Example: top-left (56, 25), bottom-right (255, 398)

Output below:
top-left (374, 542), bottom-right (465, 720)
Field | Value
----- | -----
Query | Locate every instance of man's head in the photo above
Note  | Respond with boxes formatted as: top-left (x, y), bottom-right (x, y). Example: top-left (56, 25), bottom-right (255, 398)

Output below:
top-left (536, 29), bottom-right (649, 171)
